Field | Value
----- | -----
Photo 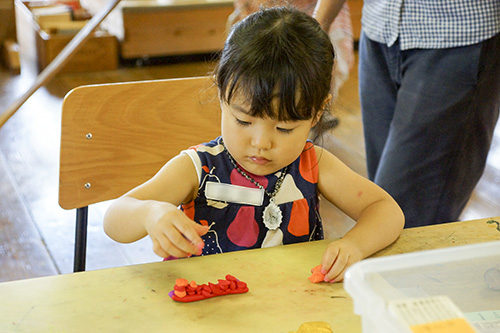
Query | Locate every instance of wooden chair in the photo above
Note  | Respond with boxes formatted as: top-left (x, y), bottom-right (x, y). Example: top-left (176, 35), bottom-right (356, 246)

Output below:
top-left (59, 76), bottom-right (221, 272)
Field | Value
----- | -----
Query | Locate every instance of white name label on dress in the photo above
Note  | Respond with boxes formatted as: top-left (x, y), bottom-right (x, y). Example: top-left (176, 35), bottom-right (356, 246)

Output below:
top-left (205, 182), bottom-right (264, 206)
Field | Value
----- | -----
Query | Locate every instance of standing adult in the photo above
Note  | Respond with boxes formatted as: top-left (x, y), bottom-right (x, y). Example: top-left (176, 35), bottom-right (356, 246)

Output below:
top-left (314, 0), bottom-right (500, 227)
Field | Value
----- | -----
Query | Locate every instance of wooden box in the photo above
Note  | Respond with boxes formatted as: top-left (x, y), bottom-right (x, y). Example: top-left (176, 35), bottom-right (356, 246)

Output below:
top-left (15, 0), bottom-right (118, 73)
top-left (120, 1), bottom-right (234, 59)
top-left (36, 30), bottom-right (118, 73)
top-left (81, 0), bottom-right (234, 59)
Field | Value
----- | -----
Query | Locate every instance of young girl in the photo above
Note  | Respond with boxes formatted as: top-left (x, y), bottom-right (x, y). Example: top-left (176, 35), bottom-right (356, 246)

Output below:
top-left (103, 6), bottom-right (404, 282)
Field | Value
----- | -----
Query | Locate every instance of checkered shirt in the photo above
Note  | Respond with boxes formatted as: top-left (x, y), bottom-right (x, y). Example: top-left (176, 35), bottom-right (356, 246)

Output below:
top-left (362, 0), bottom-right (500, 50)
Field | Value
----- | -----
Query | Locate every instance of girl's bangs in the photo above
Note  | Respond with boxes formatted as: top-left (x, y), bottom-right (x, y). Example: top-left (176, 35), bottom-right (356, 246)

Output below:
top-left (220, 72), bottom-right (315, 122)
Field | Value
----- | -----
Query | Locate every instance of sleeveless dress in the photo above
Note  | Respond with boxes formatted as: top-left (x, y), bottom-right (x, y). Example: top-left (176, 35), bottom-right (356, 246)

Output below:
top-left (181, 137), bottom-right (323, 255)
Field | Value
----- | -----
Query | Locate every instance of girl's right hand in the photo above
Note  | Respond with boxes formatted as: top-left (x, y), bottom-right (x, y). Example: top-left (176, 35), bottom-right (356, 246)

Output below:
top-left (320, 238), bottom-right (364, 282)
top-left (145, 203), bottom-right (209, 258)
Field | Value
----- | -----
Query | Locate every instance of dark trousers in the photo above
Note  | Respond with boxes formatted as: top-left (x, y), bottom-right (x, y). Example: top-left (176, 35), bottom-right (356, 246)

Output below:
top-left (358, 31), bottom-right (500, 227)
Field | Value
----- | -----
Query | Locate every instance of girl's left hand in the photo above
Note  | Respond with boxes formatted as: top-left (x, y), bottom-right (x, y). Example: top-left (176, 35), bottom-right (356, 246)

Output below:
top-left (320, 239), bottom-right (364, 282)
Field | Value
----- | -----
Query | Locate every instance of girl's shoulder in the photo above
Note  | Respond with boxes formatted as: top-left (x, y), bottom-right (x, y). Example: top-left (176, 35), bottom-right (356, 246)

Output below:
top-left (311, 144), bottom-right (332, 162)
top-left (312, 144), bottom-right (347, 171)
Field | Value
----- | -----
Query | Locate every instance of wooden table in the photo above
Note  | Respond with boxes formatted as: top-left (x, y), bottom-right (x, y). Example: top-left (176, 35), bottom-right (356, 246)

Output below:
top-left (1, 217), bottom-right (499, 332)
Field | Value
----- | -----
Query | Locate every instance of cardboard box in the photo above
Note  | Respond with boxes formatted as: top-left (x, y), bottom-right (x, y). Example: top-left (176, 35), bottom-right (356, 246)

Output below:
top-left (344, 241), bottom-right (500, 333)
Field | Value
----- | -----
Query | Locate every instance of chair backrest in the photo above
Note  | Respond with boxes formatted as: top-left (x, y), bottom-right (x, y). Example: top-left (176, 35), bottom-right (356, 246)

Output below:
top-left (59, 76), bottom-right (221, 210)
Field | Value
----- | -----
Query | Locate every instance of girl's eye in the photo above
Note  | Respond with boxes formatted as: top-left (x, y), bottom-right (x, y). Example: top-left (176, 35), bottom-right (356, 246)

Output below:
top-left (277, 127), bottom-right (293, 134)
top-left (236, 118), bottom-right (251, 126)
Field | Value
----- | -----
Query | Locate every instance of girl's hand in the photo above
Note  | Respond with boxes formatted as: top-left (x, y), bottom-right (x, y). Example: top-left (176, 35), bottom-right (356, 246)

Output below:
top-left (320, 239), bottom-right (364, 282)
top-left (145, 203), bottom-right (209, 258)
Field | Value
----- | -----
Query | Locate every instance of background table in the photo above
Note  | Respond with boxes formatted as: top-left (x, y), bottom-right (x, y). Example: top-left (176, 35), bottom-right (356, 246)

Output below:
top-left (1, 217), bottom-right (499, 332)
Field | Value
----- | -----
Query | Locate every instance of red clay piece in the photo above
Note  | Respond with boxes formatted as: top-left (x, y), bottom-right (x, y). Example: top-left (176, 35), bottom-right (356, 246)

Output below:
top-left (174, 285), bottom-right (185, 292)
top-left (176, 278), bottom-right (189, 287)
top-left (169, 275), bottom-right (249, 302)
top-left (308, 264), bottom-right (326, 283)
top-left (174, 290), bottom-right (187, 298)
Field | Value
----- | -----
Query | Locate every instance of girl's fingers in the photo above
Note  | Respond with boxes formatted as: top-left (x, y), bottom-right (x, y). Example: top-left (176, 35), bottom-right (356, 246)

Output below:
top-left (320, 244), bottom-right (339, 275)
top-left (321, 245), bottom-right (349, 282)
top-left (156, 232), bottom-right (193, 258)
top-left (324, 255), bottom-right (349, 282)
top-left (149, 209), bottom-right (208, 258)
top-left (172, 219), bottom-right (207, 255)
top-left (194, 223), bottom-right (210, 236)
top-left (151, 239), bottom-right (170, 258)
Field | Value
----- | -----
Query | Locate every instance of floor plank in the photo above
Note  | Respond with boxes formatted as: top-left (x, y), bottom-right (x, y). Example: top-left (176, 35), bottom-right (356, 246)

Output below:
top-left (0, 149), bottom-right (58, 281)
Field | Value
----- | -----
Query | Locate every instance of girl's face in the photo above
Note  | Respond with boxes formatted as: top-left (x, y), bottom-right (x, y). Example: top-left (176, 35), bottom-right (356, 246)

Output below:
top-left (220, 95), bottom-right (319, 176)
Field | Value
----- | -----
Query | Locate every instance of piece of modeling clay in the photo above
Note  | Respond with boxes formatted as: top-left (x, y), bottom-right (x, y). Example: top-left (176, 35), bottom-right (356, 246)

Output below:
top-left (176, 278), bottom-right (189, 287)
top-left (293, 321), bottom-right (333, 333)
top-left (169, 274), bottom-right (249, 302)
top-left (308, 264), bottom-right (326, 283)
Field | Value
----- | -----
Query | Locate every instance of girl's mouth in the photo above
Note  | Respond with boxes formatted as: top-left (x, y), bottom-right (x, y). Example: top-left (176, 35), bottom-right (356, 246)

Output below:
top-left (249, 156), bottom-right (270, 165)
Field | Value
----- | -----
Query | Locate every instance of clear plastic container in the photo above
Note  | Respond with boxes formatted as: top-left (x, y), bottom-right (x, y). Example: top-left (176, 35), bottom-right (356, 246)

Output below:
top-left (344, 241), bottom-right (500, 333)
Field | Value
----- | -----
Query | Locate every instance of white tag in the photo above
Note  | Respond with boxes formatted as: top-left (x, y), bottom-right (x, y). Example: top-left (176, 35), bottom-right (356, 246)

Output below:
top-left (388, 295), bottom-right (472, 329)
top-left (205, 182), bottom-right (264, 206)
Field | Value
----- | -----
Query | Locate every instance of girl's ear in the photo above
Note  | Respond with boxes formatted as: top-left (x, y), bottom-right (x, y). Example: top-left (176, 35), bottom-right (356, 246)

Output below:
top-left (312, 94), bottom-right (333, 126)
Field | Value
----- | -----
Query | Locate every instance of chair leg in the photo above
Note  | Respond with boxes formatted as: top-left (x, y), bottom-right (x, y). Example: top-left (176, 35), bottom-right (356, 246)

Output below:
top-left (74, 206), bottom-right (88, 272)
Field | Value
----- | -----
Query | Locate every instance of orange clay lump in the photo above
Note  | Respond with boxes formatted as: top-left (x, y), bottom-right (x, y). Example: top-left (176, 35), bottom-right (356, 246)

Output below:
top-left (308, 264), bottom-right (326, 283)
top-left (169, 274), bottom-right (248, 302)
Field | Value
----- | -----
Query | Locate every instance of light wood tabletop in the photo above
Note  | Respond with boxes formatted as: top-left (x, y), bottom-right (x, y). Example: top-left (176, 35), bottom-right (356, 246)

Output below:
top-left (1, 217), bottom-right (499, 332)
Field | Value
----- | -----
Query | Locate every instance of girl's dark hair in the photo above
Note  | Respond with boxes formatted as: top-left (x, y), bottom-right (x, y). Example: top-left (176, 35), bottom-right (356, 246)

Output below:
top-left (214, 6), bottom-right (335, 122)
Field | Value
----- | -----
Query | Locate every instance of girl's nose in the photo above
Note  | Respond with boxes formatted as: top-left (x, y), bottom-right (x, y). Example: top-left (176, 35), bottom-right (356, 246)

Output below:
top-left (251, 129), bottom-right (272, 150)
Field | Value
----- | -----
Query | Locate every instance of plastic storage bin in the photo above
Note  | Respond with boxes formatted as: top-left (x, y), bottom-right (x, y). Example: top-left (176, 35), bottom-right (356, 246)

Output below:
top-left (344, 241), bottom-right (500, 333)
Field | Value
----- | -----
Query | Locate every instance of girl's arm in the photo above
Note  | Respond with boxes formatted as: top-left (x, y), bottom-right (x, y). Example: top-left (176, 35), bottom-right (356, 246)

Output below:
top-left (315, 146), bottom-right (405, 282)
top-left (103, 153), bottom-right (208, 258)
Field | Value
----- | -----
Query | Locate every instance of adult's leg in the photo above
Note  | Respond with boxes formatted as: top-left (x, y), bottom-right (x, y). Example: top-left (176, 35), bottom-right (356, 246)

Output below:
top-left (371, 33), bottom-right (500, 227)
top-left (358, 32), bottom-right (400, 180)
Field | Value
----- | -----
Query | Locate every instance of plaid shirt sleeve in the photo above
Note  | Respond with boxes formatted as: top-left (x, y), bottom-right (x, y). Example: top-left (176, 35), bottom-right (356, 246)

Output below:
top-left (362, 0), bottom-right (500, 50)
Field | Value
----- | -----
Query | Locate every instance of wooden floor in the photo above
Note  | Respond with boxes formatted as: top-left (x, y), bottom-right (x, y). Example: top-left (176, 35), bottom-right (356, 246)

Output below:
top-left (1, 53), bottom-right (499, 282)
